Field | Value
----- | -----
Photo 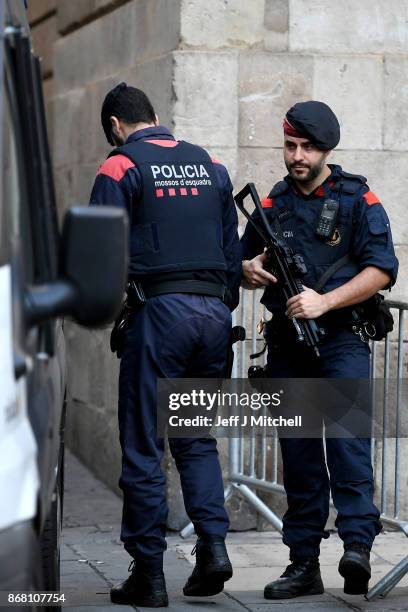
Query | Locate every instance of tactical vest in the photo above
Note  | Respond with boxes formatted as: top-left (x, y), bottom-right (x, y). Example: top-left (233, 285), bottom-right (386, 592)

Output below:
top-left (261, 166), bottom-right (366, 312)
top-left (110, 139), bottom-right (227, 277)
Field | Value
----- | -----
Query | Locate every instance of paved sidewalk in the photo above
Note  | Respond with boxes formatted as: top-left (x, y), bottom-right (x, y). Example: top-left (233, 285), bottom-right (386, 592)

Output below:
top-left (62, 450), bottom-right (408, 611)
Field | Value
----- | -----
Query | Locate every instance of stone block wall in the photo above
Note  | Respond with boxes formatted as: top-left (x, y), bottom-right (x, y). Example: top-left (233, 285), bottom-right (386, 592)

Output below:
top-left (28, 0), bottom-right (182, 514)
top-left (28, 0), bottom-right (408, 531)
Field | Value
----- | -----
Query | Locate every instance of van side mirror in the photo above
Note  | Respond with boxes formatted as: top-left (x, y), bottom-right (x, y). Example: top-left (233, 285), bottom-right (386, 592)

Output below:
top-left (25, 207), bottom-right (128, 327)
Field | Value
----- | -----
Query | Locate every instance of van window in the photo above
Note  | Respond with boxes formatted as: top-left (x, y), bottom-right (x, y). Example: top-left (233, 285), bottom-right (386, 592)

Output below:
top-left (12, 32), bottom-right (59, 284)
top-left (0, 65), bottom-right (34, 281)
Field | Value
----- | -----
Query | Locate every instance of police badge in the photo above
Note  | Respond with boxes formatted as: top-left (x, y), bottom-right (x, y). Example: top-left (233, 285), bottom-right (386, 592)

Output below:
top-left (326, 228), bottom-right (341, 246)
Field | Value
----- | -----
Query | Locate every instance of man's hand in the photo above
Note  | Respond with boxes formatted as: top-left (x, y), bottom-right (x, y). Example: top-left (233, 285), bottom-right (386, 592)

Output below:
top-left (242, 253), bottom-right (278, 289)
top-left (286, 286), bottom-right (329, 319)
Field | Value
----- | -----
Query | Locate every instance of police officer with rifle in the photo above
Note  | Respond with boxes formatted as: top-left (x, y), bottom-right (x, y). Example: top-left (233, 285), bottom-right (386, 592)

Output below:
top-left (240, 101), bottom-right (398, 600)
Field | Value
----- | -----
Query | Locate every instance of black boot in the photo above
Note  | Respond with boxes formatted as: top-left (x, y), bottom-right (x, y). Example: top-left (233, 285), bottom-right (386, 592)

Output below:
top-left (338, 542), bottom-right (371, 595)
top-left (183, 535), bottom-right (233, 597)
top-left (264, 557), bottom-right (324, 599)
top-left (110, 560), bottom-right (169, 607)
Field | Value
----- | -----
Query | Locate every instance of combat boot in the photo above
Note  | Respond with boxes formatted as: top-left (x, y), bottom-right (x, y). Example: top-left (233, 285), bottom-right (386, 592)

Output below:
top-left (338, 542), bottom-right (371, 595)
top-left (110, 560), bottom-right (169, 607)
top-left (183, 535), bottom-right (233, 597)
top-left (264, 557), bottom-right (324, 599)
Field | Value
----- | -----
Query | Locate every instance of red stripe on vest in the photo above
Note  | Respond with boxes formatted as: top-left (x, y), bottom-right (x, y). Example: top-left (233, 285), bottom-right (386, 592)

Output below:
top-left (363, 191), bottom-right (381, 206)
top-left (145, 139), bottom-right (179, 147)
top-left (97, 155), bottom-right (135, 182)
top-left (261, 197), bottom-right (273, 208)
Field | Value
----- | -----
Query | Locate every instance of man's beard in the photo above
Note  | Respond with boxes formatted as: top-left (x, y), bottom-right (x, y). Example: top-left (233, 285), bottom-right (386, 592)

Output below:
top-left (286, 159), bottom-right (325, 183)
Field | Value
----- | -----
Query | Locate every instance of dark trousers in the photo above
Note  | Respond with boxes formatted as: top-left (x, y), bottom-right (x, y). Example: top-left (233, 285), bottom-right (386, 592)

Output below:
top-left (118, 294), bottom-right (231, 571)
top-left (266, 327), bottom-right (382, 558)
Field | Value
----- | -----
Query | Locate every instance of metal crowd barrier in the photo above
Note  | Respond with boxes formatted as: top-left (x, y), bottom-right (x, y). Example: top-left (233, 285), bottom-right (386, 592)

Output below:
top-left (365, 300), bottom-right (408, 599)
top-left (181, 292), bottom-right (408, 600)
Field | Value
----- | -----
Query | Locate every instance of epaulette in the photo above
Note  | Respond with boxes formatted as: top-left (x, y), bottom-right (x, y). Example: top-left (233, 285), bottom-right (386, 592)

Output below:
top-left (97, 154), bottom-right (135, 182)
top-left (269, 180), bottom-right (289, 198)
top-left (333, 170), bottom-right (367, 194)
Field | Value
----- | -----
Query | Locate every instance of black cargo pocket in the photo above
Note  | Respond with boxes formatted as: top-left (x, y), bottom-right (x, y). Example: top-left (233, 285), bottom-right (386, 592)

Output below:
top-left (132, 223), bottom-right (159, 254)
top-left (367, 209), bottom-right (389, 244)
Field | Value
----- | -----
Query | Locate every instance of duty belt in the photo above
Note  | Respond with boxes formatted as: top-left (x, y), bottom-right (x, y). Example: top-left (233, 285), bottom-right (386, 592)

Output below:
top-left (141, 280), bottom-right (229, 302)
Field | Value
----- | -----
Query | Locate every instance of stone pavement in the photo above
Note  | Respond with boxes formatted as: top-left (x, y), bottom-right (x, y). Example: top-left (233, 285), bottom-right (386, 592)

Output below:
top-left (62, 450), bottom-right (408, 611)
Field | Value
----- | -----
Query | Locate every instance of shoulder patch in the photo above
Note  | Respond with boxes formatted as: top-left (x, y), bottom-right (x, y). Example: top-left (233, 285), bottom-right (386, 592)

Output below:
top-left (363, 190), bottom-right (381, 206)
top-left (261, 197), bottom-right (273, 209)
top-left (97, 154), bottom-right (135, 182)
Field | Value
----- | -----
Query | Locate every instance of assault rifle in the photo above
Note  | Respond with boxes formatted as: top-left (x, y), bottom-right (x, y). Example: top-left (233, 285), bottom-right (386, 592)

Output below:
top-left (234, 183), bottom-right (324, 358)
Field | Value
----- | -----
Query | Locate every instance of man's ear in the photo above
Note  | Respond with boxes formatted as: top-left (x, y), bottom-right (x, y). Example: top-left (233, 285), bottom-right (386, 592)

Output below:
top-left (323, 150), bottom-right (332, 162)
top-left (110, 115), bottom-right (120, 135)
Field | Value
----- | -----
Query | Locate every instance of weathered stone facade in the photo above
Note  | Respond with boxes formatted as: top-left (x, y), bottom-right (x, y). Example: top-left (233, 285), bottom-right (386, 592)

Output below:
top-left (29, 0), bottom-right (408, 530)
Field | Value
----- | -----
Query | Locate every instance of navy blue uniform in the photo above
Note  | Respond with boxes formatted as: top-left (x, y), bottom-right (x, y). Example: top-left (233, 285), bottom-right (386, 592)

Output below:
top-left (90, 127), bottom-right (241, 304)
top-left (241, 164), bottom-right (398, 558)
top-left (90, 126), bottom-right (241, 571)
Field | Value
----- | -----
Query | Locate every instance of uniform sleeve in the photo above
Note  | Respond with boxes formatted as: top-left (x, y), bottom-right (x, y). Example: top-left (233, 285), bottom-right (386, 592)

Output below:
top-left (213, 162), bottom-right (242, 311)
top-left (352, 188), bottom-right (399, 287)
top-left (89, 154), bottom-right (142, 221)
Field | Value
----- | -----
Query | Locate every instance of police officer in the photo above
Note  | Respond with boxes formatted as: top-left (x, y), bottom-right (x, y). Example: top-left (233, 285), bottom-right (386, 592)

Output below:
top-left (241, 100), bottom-right (398, 599)
top-left (90, 83), bottom-right (241, 607)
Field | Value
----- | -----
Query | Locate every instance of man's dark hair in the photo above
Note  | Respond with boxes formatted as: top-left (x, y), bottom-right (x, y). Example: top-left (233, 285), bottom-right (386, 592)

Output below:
top-left (101, 82), bottom-right (156, 145)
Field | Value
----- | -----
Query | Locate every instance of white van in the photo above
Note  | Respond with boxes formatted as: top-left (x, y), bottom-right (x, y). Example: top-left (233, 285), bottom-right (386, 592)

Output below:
top-left (0, 1), bottom-right (128, 608)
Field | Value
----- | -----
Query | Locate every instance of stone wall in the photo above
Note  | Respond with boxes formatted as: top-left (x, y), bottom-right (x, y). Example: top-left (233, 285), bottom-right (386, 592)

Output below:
top-left (29, 0), bottom-right (408, 531)
top-left (28, 0), bottom-right (184, 523)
